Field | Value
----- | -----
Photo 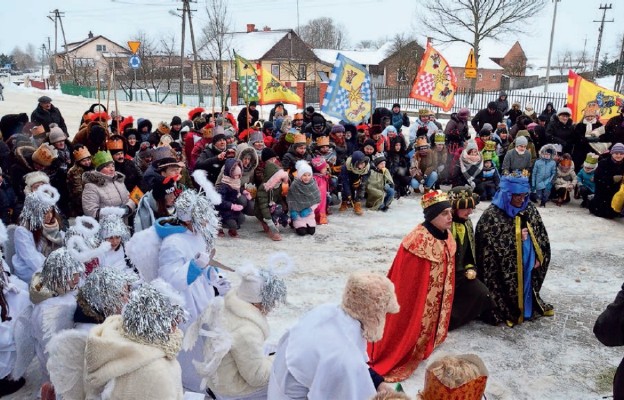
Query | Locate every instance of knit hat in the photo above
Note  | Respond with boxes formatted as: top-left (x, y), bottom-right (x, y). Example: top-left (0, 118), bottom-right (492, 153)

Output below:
top-left (331, 124), bottom-right (345, 134)
top-left (311, 114), bottom-right (325, 128)
top-left (392, 103), bottom-right (400, 109)
top-left (372, 152), bottom-right (386, 166)
top-left (20, 184), bottom-right (60, 231)
top-left (32, 143), bottom-right (58, 167)
top-left (311, 156), bottom-right (328, 173)
top-left (92, 150), bottom-right (114, 170)
top-left (295, 160), bottom-right (312, 178)
top-left (122, 282), bottom-right (186, 346)
top-left (236, 253), bottom-right (292, 312)
top-left (73, 146), bottom-right (91, 162)
top-left (487, 101), bottom-right (497, 110)
top-left (611, 143), bottom-right (624, 154)
top-left (481, 123), bottom-right (493, 132)
top-left (260, 147), bottom-right (276, 162)
top-left (341, 271), bottom-right (399, 342)
top-left (77, 267), bottom-right (137, 322)
top-left (421, 190), bottom-right (451, 222)
top-left (434, 133), bottom-right (446, 144)
top-left (212, 133), bottom-right (226, 144)
top-left (370, 124), bottom-right (383, 136)
top-left (137, 142), bottom-right (152, 159)
top-left (449, 185), bottom-right (479, 210)
top-left (513, 136), bottom-right (528, 147)
top-left (263, 121), bottom-right (274, 132)
top-left (153, 175), bottom-right (181, 201)
top-left (247, 131), bottom-right (263, 145)
top-left (465, 140), bottom-right (478, 152)
top-left (557, 107), bottom-right (572, 116)
top-left (478, 128), bottom-right (491, 137)
top-left (48, 124), bottom-right (66, 144)
top-left (458, 108), bottom-right (470, 120)
top-left (98, 207), bottom-right (131, 242)
top-left (583, 152), bottom-right (599, 170)
top-left (527, 122), bottom-right (538, 131)
top-left (23, 171), bottom-right (50, 194)
top-left (419, 109), bottom-right (432, 117)
top-left (40, 247), bottom-right (85, 294)
top-left (171, 116), bottom-right (182, 126)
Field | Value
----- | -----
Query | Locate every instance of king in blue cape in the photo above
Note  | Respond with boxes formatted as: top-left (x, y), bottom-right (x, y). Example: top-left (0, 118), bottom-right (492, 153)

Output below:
top-left (475, 171), bottom-right (553, 326)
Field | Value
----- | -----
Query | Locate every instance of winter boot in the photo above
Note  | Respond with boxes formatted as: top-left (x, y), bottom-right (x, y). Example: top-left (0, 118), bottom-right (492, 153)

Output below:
top-left (227, 229), bottom-right (238, 237)
top-left (318, 213), bottom-right (328, 225)
top-left (41, 382), bottom-right (56, 400)
top-left (260, 221), bottom-right (270, 233)
top-left (218, 229), bottom-right (225, 237)
top-left (339, 201), bottom-right (349, 212)
top-left (353, 201), bottom-right (363, 215)
top-left (0, 377), bottom-right (25, 397)
top-left (574, 185), bottom-right (580, 199)
top-left (268, 231), bottom-right (282, 241)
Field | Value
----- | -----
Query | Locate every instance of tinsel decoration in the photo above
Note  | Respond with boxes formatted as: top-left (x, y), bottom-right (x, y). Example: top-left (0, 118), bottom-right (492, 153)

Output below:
top-left (98, 207), bottom-right (131, 242)
top-left (238, 252), bottom-right (293, 313)
top-left (122, 283), bottom-right (186, 346)
top-left (64, 216), bottom-right (102, 249)
top-left (77, 267), bottom-right (138, 322)
top-left (174, 189), bottom-right (220, 251)
top-left (40, 247), bottom-right (85, 294)
top-left (19, 184), bottom-right (60, 231)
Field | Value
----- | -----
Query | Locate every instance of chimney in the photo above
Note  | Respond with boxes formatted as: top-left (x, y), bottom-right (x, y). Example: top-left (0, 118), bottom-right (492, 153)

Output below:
top-left (263, 26), bottom-right (271, 31)
top-left (246, 24), bottom-right (255, 33)
top-left (88, 31), bottom-right (94, 38)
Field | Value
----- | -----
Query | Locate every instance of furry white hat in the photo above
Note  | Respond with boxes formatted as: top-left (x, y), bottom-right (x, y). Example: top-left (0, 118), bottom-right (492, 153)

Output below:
top-left (23, 171), bottom-right (50, 194)
top-left (236, 253), bottom-right (292, 312)
top-left (341, 271), bottom-right (399, 343)
top-left (295, 160), bottom-right (312, 179)
top-left (98, 207), bottom-right (131, 242)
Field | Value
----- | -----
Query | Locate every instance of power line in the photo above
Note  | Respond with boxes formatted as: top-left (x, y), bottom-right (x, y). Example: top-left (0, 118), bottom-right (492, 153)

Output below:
top-left (591, 3), bottom-right (613, 81)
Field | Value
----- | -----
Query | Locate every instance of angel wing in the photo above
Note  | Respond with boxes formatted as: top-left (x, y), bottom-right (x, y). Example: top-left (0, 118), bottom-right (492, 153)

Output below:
top-left (12, 303), bottom-right (35, 379)
top-left (125, 226), bottom-right (162, 282)
top-left (3, 224), bottom-right (17, 274)
top-left (47, 329), bottom-right (88, 400)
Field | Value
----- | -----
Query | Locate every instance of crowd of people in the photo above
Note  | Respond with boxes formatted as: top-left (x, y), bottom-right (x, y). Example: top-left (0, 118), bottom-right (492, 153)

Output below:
top-left (0, 92), bottom-right (623, 399)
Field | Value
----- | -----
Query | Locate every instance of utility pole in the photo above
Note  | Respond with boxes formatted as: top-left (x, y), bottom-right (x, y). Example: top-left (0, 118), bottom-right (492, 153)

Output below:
top-left (178, 2), bottom-right (187, 104)
top-left (544, 0), bottom-right (560, 93)
top-left (592, 3), bottom-right (613, 81)
top-left (40, 44), bottom-right (46, 80)
top-left (615, 35), bottom-right (624, 93)
top-left (185, 0), bottom-right (204, 104)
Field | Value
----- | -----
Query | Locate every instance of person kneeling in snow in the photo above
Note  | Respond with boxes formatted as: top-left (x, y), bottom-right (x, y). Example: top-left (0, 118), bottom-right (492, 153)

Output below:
top-left (287, 160), bottom-right (320, 236)
top-left (268, 271), bottom-right (399, 399)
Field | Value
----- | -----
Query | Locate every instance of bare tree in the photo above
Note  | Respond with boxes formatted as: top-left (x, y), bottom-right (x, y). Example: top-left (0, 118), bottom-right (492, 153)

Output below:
top-left (555, 48), bottom-right (591, 76)
top-left (11, 46), bottom-right (36, 70)
top-left (385, 34), bottom-right (422, 84)
top-left (201, 0), bottom-right (232, 110)
top-left (299, 17), bottom-right (348, 49)
top-left (355, 38), bottom-right (388, 50)
top-left (418, 0), bottom-right (545, 92)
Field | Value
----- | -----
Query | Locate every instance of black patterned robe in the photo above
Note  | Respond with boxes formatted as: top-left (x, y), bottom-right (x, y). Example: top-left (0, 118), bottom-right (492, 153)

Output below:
top-left (475, 202), bottom-right (551, 325)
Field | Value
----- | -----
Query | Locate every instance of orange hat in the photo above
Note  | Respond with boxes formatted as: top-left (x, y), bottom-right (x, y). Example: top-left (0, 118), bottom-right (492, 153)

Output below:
top-left (106, 137), bottom-right (125, 151)
top-left (416, 136), bottom-right (430, 150)
top-left (202, 123), bottom-right (215, 139)
top-left (293, 134), bottom-right (307, 145)
top-left (158, 122), bottom-right (171, 135)
top-left (32, 143), bottom-right (58, 167)
top-left (73, 146), bottom-right (91, 161)
top-left (293, 112), bottom-right (303, 120)
top-left (316, 136), bottom-right (330, 147)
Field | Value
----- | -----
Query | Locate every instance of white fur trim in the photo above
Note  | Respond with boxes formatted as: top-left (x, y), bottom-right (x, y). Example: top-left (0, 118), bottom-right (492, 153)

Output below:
top-left (192, 169), bottom-right (222, 205)
top-left (267, 252), bottom-right (294, 276)
top-left (0, 219), bottom-right (7, 244)
top-left (263, 169), bottom-right (289, 191)
top-left (99, 206), bottom-right (126, 218)
top-left (74, 216), bottom-right (101, 238)
top-left (34, 183), bottom-right (60, 207)
top-left (23, 171), bottom-right (50, 194)
top-left (67, 235), bottom-right (112, 263)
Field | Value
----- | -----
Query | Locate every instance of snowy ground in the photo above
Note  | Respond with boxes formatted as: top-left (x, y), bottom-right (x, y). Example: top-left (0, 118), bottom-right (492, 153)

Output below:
top-left (2, 84), bottom-right (624, 399)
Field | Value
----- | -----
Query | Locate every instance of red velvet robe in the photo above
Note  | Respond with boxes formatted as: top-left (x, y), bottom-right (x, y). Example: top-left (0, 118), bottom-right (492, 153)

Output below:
top-left (367, 224), bottom-right (456, 382)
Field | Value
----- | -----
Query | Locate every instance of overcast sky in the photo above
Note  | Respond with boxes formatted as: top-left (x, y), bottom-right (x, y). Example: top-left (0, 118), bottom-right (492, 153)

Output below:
top-left (0, 0), bottom-right (621, 66)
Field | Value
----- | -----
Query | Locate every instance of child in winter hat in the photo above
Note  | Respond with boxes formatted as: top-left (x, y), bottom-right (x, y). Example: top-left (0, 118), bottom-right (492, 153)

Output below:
top-left (531, 144), bottom-right (557, 207)
top-left (287, 160), bottom-right (321, 236)
top-left (577, 152), bottom-right (598, 208)
top-left (97, 207), bottom-right (132, 271)
top-left (215, 159), bottom-right (247, 237)
top-left (501, 135), bottom-right (531, 175)
top-left (23, 171), bottom-right (50, 194)
top-left (366, 153), bottom-right (395, 211)
top-left (311, 156), bottom-right (331, 225)
top-left (553, 153), bottom-right (577, 206)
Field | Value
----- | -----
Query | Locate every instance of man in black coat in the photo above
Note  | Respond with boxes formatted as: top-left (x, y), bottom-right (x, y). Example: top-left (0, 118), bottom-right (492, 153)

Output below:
top-left (545, 107), bottom-right (575, 154)
top-left (471, 102), bottom-right (503, 132)
top-left (600, 106), bottom-right (624, 145)
top-left (195, 132), bottom-right (227, 183)
top-left (589, 143), bottom-right (624, 219)
top-left (594, 282), bottom-right (624, 400)
top-left (30, 96), bottom-right (68, 133)
top-left (236, 101), bottom-right (259, 132)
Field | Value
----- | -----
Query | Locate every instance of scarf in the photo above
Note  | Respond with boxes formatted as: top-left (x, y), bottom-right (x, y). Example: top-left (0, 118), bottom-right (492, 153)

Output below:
top-left (41, 220), bottom-right (63, 256)
top-left (287, 178), bottom-right (321, 212)
top-left (346, 156), bottom-right (370, 176)
top-left (220, 175), bottom-right (241, 193)
top-left (460, 151), bottom-right (483, 186)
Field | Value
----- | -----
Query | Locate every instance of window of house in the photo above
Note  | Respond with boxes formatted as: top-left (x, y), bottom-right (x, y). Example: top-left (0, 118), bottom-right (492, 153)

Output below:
top-left (397, 68), bottom-right (407, 82)
top-left (201, 64), bottom-right (213, 80)
top-left (74, 58), bottom-right (95, 67)
top-left (298, 64), bottom-right (307, 80)
top-left (492, 73), bottom-right (497, 81)
top-left (96, 44), bottom-right (107, 52)
top-left (271, 64), bottom-right (280, 79)
top-left (478, 73), bottom-right (483, 81)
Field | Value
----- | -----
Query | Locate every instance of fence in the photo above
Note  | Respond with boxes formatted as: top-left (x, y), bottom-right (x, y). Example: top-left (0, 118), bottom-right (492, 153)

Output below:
top-left (60, 81), bottom-right (226, 108)
top-left (373, 86), bottom-right (568, 117)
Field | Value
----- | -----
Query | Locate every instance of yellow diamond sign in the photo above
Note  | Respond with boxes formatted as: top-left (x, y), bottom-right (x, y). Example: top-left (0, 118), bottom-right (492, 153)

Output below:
top-left (464, 48), bottom-right (477, 79)
top-left (127, 41), bottom-right (141, 54)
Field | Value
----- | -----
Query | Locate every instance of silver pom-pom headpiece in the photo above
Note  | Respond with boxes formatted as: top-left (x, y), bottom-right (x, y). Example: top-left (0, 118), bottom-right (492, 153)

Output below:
top-left (236, 252), bottom-right (293, 312)
top-left (19, 184), bottom-right (60, 230)
top-left (98, 207), bottom-right (131, 242)
top-left (78, 267), bottom-right (138, 321)
top-left (175, 170), bottom-right (222, 250)
top-left (122, 282), bottom-right (186, 345)
top-left (40, 247), bottom-right (85, 293)
top-left (64, 215), bottom-right (102, 249)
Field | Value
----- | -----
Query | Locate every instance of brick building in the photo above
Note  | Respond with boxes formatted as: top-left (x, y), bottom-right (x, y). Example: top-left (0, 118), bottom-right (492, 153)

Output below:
top-left (490, 41), bottom-right (528, 77)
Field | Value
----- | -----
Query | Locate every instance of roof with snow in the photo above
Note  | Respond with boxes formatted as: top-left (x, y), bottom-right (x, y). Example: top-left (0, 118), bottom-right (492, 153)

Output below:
top-left (313, 42), bottom-right (395, 66)
top-left (199, 30), bottom-right (291, 61)
top-left (435, 41), bottom-right (505, 70)
top-left (56, 34), bottom-right (130, 56)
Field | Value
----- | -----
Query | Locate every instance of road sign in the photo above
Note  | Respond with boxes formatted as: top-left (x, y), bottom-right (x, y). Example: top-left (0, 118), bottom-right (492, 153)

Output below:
top-left (465, 48), bottom-right (477, 79)
top-left (127, 41), bottom-right (141, 54)
top-left (128, 55), bottom-right (141, 70)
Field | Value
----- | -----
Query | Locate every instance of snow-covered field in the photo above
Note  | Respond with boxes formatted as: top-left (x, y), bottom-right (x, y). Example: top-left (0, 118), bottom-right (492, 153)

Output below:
top-left (2, 84), bottom-right (624, 399)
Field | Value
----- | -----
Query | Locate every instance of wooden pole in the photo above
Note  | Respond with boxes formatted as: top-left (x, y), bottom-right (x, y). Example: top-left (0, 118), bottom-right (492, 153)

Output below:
top-left (212, 76), bottom-right (216, 115)
top-left (186, 0), bottom-right (203, 105)
top-left (179, 1), bottom-right (187, 105)
top-left (113, 66), bottom-right (119, 117)
top-left (96, 69), bottom-right (101, 106)
top-left (106, 68), bottom-right (113, 112)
